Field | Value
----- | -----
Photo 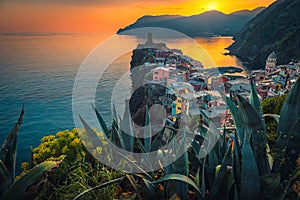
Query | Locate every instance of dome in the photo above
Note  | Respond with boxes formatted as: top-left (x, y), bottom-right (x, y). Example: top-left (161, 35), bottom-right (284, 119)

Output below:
top-left (268, 51), bottom-right (277, 59)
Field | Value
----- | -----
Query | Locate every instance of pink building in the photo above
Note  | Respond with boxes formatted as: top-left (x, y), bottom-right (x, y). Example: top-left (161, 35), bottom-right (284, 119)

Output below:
top-left (152, 67), bottom-right (170, 81)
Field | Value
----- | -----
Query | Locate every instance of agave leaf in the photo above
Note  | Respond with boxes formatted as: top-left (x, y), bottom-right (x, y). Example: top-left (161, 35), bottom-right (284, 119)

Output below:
top-left (121, 100), bottom-right (135, 152)
top-left (273, 118), bottom-right (300, 180)
top-left (0, 160), bottom-right (10, 195)
top-left (150, 125), bottom-right (165, 151)
top-left (152, 174), bottom-right (204, 199)
top-left (0, 105), bottom-right (24, 181)
top-left (111, 121), bottom-right (126, 150)
top-left (79, 116), bottom-right (110, 162)
top-left (277, 77), bottom-right (300, 135)
top-left (221, 125), bottom-right (228, 160)
top-left (116, 152), bottom-right (153, 181)
top-left (1, 161), bottom-right (58, 200)
top-left (214, 164), bottom-right (234, 200)
top-left (232, 130), bottom-right (241, 194)
top-left (194, 167), bottom-right (201, 188)
top-left (136, 139), bottom-right (153, 172)
top-left (125, 174), bottom-right (143, 200)
top-left (207, 148), bottom-right (219, 190)
top-left (260, 173), bottom-right (282, 200)
top-left (207, 144), bottom-right (232, 200)
top-left (249, 79), bottom-right (263, 115)
top-left (172, 131), bottom-right (188, 200)
top-left (219, 91), bottom-right (245, 144)
top-left (191, 126), bottom-right (207, 161)
top-left (208, 148), bottom-right (219, 168)
top-left (92, 105), bottom-right (110, 138)
top-left (264, 114), bottom-right (280, 124)
top-left (273, 77), bottom-right (300, 178)
top-left (191, 139), bottom-right (201, 161)
top-left (240, 134), bottom-right (260, 200)
top-left (200, 158), bottom-right (206, 196)
top-left (144, 106), bottom-right (151, 153)
top-left (112, 103), bottom-right (119, 125)
top-left (111, 119), bottom-right (122, 148)
top-left (236, 94), bottom-right (269, 176)
top-left (73, 176), bottom-right (124, 200)
top-left (136, 175), bottom-right (156, 200)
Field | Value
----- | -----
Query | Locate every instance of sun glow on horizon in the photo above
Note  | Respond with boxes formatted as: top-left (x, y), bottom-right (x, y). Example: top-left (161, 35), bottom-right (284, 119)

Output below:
top-left (206, 2), bottom-right (218, 11)
top-left (0, 0), bottom-right (276, 33)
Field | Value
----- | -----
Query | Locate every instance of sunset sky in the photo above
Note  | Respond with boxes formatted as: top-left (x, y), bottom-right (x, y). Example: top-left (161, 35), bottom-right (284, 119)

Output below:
top-left (0, 0), bottom-right (275, 34)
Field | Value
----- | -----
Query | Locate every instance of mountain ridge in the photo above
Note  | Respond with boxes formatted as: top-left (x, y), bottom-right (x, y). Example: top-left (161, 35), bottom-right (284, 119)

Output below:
top-left (117, 7), bottom-right (265, 37)
top-left (228, 0), bottom-right (300, 69)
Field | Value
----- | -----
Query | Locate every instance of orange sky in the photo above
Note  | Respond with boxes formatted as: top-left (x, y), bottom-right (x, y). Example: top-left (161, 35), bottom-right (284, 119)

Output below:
top-left (0, 0), bottom-right (275, 34)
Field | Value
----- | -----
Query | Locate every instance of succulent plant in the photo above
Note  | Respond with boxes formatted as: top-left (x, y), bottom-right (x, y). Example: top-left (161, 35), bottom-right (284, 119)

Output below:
top-left (0, 106), bottom-right (60, 200)
top-left (78, 77), bottom-right (300, 200)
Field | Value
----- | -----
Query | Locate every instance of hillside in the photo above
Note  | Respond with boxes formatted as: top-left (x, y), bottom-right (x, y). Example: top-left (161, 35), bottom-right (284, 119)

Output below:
top-left (228, 0), bottom-right (300, 69)
top-left (117, 8), bottom-right (265, 37)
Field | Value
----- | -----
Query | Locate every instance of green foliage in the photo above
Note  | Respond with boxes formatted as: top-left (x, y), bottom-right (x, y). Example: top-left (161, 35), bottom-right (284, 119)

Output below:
top-left (29, 128), bottom-right (123, 200)
top-left (32, 129), bottom-right (86, 165)
top-left (262, 95), bottom-right (288, 149)
top-left (262, 94), bottom-right (288, 115)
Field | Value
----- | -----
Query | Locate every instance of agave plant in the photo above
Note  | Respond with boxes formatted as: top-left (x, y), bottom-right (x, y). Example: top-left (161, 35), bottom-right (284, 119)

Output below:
top-left (0, 106), bottom-right (60, 200)
top-left (77, 77), bottom-right (300, 200)
top-left (214, 77), bottom-right (300, 200)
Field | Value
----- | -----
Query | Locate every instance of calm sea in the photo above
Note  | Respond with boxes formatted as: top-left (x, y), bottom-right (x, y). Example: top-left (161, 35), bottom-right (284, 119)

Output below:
top-left (0, 33), bottom-right (244, 170)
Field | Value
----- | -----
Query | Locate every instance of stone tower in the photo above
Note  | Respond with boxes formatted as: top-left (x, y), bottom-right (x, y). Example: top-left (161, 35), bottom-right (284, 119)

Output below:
top-left (146, 33), bottom-right (153, 46)
top-left (265, 51), bottom-right (277, 73)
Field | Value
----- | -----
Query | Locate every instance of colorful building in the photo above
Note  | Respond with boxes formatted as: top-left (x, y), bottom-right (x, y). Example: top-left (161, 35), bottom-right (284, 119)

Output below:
top-left (152, 67), bottom-right (171, 81)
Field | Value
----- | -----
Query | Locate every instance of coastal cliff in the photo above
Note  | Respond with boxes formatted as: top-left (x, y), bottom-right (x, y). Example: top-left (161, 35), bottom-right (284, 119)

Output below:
top-left (228, 0), bottom-right (300, 69)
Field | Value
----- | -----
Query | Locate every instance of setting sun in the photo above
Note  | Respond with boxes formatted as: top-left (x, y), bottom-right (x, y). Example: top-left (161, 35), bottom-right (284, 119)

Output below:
top-left (207, 3), bottom-right (218, 11)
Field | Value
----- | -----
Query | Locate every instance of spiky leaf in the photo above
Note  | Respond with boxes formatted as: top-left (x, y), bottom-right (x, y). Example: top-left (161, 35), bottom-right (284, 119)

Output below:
top-left (0, 160), bottom-right (10, 194)
top-left (73, 176), bottom-right (124, 200)
top-left (232, 131), bottom-right (241, 194)
top-left (79, 116), bottom-right (110, 163)
top-left (121, 100), bottom-right (135, 152)
top-left (240, 135), bottom-right (260, 200)
top-left (0, 106), bottom-right (24, 181)
top-left (1, 161), bottom-right (58, 200)
top-left (273, 77), bottom-right (300, 179)
top-left (152, 174), bottom-right (203, 199)
top-left (219, 91), bottom-right (245, 144)
top-left (144, 106), bottom-right (151, 153)
top-left (208, 145), bottom-right (232, 200)
top-left (151, 125), bottom-right (165, 151)
top-left (237, 94), bottom-right (269, 176)
top-left (172, 131), bottom-right (188, 200)
top-left (249, 79), bottom-right (263, 115)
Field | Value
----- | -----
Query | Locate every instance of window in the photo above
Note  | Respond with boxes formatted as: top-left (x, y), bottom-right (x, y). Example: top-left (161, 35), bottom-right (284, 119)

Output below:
top-left (154, 72), bottom-right (159, 74)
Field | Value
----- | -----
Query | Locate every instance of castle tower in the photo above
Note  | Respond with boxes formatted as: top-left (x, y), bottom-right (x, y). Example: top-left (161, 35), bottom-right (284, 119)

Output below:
top-left (265, 51), bottom-right (277, 73)
top-left (146, 32), bottom-right (153, 46)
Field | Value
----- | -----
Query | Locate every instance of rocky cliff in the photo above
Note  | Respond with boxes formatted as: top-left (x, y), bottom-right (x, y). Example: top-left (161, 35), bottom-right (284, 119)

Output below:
top-left (228, 0), bottom-right (300, 69)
